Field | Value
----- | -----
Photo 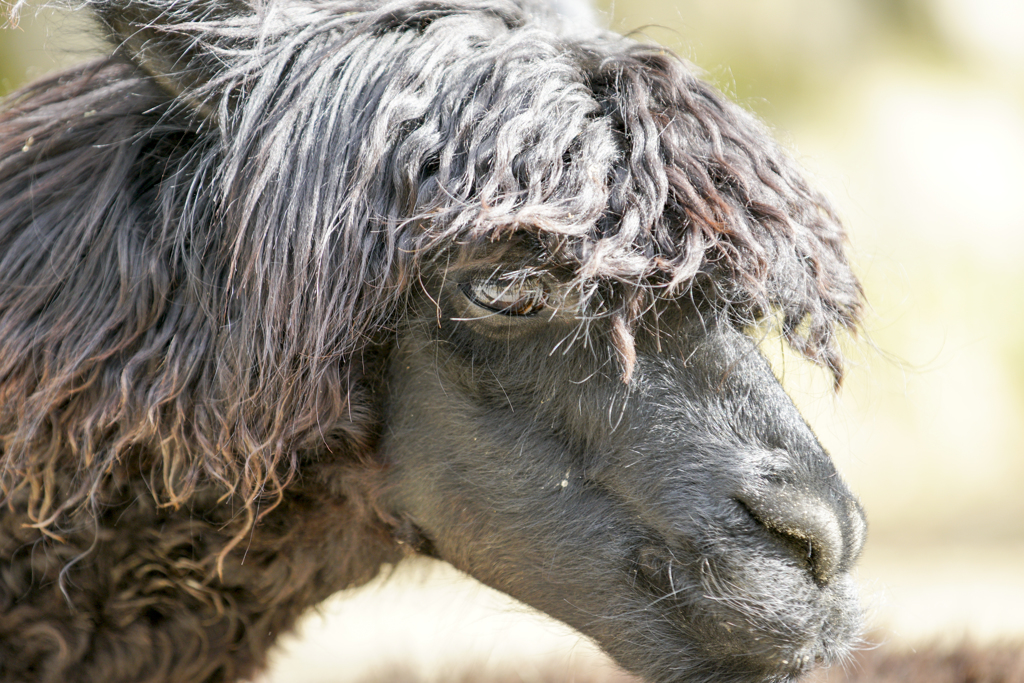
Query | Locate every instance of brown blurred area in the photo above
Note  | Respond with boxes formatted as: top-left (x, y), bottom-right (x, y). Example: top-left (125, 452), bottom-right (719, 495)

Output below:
top-left (2, 0), bottom-right (1023, 680)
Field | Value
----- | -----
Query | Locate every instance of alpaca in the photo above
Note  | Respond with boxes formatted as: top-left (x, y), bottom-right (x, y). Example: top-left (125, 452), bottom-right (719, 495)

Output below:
top-left (0, 0), bottom-right (866, 681)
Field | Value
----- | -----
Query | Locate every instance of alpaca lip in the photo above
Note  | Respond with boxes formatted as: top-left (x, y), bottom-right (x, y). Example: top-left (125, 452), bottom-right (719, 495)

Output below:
top-left (628, 539), bottom-right (860, 679)
top-left (767, 649), bottom-right (819, 679)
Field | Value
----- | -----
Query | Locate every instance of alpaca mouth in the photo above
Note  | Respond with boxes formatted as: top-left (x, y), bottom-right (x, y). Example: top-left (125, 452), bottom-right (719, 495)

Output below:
top-left (628, 541), bottom-right (861, 681)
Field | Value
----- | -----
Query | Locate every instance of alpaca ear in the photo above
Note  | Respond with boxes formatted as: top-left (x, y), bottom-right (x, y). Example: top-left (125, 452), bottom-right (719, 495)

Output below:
top-left (87, 0), bottom-right (262, 121)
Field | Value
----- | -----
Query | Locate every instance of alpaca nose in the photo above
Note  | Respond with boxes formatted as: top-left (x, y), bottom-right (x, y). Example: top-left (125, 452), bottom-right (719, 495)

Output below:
top-left (737, 480), bottom-right (866, 586)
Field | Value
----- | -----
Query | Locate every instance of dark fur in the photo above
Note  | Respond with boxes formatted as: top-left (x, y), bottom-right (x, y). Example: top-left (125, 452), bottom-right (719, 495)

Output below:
top-left (0, 1), bottom-right (865, 681)
top-left (809, 641), bottom-right (1024, 683)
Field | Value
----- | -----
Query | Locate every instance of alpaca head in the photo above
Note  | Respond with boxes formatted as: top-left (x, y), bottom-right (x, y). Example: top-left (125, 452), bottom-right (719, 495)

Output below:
top-left (385, 266), bottom-right (866, 682)
top-left (0, 0), bottom-right (866, 680)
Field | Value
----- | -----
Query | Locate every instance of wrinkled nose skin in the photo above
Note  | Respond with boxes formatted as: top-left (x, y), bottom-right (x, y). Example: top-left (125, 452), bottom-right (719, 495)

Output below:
top-left (383, 320), bottom-right (866, 683)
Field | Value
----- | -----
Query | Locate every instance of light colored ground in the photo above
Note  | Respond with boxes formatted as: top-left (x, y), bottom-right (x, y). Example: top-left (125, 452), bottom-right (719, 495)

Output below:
top-left (856, 540), bottom-right (1024, 645)
top-left (254, 559), bottom-right (611, 683)
top-left (255, 541), bottom-right (1024, 683)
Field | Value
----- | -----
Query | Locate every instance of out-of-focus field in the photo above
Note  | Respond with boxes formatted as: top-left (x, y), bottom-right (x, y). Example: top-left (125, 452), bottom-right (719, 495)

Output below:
top-left (2, 0), bottom-right (1023, 679)
top-left (248, 548), bottom-right (1024, 683)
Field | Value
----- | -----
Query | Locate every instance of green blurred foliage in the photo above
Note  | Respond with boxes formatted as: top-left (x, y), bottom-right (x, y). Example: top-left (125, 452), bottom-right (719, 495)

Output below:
top-left (0, 3), bottom-right (103, 95)
top-left (597, 0), bottom-right (949, 123)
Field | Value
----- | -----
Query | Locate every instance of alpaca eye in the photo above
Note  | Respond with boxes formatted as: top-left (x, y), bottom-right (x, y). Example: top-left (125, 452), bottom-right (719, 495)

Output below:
top-left (462, 276), bottom-right (547, 316)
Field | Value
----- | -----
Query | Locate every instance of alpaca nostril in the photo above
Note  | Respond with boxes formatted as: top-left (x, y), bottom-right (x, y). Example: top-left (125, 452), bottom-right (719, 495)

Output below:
top-left (736, 486), bottom-right (847, 585)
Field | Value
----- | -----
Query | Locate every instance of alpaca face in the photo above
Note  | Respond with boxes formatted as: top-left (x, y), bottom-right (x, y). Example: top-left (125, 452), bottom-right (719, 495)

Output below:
top-left (382, 253), bottom-right (866, 682)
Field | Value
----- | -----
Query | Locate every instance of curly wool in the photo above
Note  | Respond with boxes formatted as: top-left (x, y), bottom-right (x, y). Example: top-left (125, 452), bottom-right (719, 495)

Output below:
top-left (0, 0), bottom-right (860, 542)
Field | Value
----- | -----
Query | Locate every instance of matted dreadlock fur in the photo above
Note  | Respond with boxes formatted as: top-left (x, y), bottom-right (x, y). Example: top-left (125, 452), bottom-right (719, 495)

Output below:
top-left (0, 0), bottom-right (859, 537)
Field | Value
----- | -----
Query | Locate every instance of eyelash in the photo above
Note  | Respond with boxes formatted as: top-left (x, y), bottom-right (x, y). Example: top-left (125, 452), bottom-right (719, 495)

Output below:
top-left (461, 276), bottom-right (548, 316)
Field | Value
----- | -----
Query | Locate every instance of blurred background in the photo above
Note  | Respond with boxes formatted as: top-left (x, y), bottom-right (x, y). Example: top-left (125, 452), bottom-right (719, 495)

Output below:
top-left (2, 0), bottom-right (1023, 680)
